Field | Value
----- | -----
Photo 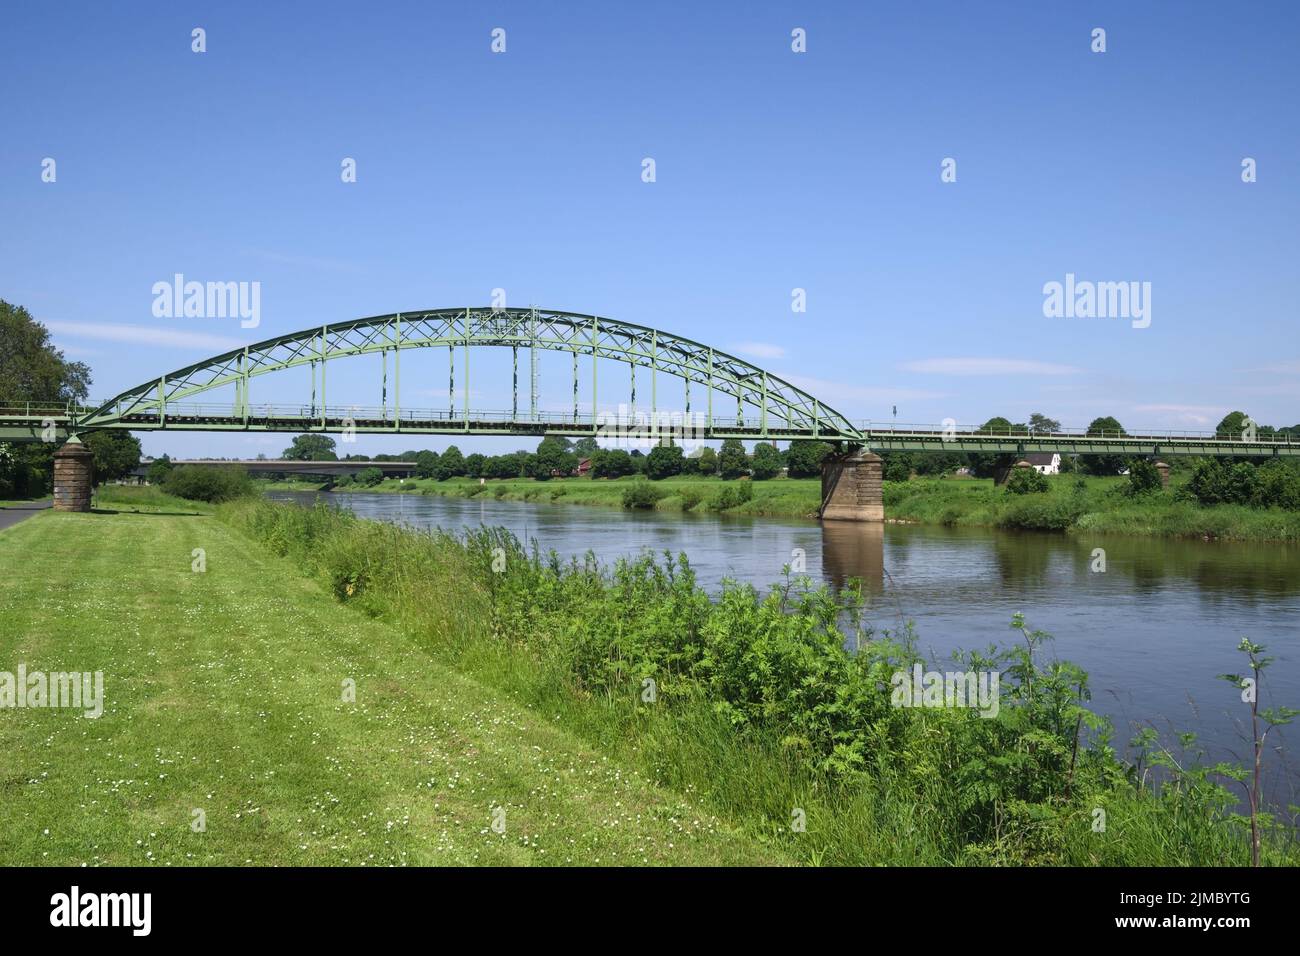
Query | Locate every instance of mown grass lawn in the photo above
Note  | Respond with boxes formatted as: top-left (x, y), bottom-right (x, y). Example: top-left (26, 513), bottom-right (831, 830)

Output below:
top-left (0, 509), bottom-right (787, 866)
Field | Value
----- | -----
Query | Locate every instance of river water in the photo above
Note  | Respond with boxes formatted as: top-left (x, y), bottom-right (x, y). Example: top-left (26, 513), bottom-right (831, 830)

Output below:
top-left (269, 489), bottom-right (1300, 803)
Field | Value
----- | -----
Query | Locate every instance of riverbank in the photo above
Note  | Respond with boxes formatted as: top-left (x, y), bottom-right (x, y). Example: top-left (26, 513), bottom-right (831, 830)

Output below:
top-left (7, 486), bottom-right (1294, 864)
top-left (0, 495), bottom-right (784, 866)
top-left (262, 472), bottom-right (1300, 541)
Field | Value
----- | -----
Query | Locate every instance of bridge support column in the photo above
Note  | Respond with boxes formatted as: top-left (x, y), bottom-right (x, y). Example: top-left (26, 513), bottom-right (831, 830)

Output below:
top-left (820, 449), bottom-right (883, 522)
top-left (53, 437), bottom-right (94, 512)
top-left (1154, 460), bottom-right (1170, 488)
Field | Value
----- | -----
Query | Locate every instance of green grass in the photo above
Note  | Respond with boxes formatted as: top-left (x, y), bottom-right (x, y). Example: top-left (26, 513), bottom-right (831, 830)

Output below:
top-left (885, 475), bottom-right (1300, 541)
top-left (362, 474), bottom-right (824, 517)
top-left (0, 503), bottom-right (788, 866)
top-left (215, 497), bottom-right (1300, 866)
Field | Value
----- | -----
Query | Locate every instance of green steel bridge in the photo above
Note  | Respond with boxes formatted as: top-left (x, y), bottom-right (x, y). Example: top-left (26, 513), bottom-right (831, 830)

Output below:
top-left (1, 306), bottom-right (1297, 459)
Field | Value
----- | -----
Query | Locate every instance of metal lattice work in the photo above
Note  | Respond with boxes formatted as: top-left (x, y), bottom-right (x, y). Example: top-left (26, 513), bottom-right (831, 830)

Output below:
top-left (72, 307), bottom-right (864, 441)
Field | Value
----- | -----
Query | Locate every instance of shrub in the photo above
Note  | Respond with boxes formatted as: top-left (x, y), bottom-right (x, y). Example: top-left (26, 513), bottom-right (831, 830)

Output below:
top-left (622, 481), bottom-right (666, 509)
top-left (1005, 467), bottom-right (1049, 495)
top-left (1125, 460), bottom-right (1163, 497)
top-left (707, 481), bottom-right (753, 511)
top-left (163, 465), bottom-right (255, 502)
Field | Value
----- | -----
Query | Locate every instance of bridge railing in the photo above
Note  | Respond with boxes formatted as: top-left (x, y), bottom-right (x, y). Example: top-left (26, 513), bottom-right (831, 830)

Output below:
top-left (853, 421), bottom-right (1296, 445)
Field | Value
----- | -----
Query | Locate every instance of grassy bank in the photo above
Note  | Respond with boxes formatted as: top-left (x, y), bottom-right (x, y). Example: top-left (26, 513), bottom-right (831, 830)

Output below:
top-left (885, 476), bottom-right (1300, 541)
top-left (215, 495), bottom-right (1298, 865)
top-left (333, 472), bottom-right (1300, 540)
top-left (0, 494), bottom-right (785, 866)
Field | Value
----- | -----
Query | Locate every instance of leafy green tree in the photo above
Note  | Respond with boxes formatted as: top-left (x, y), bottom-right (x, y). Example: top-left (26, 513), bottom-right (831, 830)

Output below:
top-left (435, 445), bottom-right (466, 480)
top-left (83, 431), bottom-right (142, 483)
top-left (718, 439), bottom-right (748, 479)
top-left (645, 441), bottom-right (685, 480)
top-left (0, 300), bottom-right (90, 403)
top-left (0, 300), bottom-right (94, 496)
top-left (1080, 416), bottom-right (1128, 475)
top-left (785, 440), bottom-right (832, 478)
top-left (283, 434), bottom-right (337, 461)
top-left (590, 448), bottom-right (635, 478)
top-left (967, 417), bottom-right (1017, 479)
top-left (354, 466), bottom-right (384, 487)
top-left (749, 442), bottom-right (782, 480)
top-left (464, 453), bottom-right (487, 477)
top-left (882, 452), bottom-right (914, 482)
top-left (146, 454), bottom-right (174, 486)
top-left (629, 449), bottom-right (647, 474)
top-left (696, 446), bottom-right (719, 476)
top-left (1216, 411), bottom-right (1250, 439)
top-left (1028, 412), bottom-right (1061, 434)
top-left (414, 450), bottom-right (439, 478)
top-left (572, 437), bottom-right (599, 458)
top-left (528, 437), bottom-right (577, 480)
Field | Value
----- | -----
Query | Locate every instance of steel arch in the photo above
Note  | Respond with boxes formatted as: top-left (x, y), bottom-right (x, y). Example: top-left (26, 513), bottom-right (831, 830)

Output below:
top-left (76, 307), bottom-right (863, 441)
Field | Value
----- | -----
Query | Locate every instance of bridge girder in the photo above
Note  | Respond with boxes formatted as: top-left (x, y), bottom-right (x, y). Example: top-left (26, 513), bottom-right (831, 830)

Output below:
top-left (70, 307), bottom-right (861, 442)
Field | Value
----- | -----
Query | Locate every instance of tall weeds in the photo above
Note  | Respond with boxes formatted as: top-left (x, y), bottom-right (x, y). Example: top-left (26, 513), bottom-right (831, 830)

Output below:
top-left (218, 497), bottom-right (1298, 866)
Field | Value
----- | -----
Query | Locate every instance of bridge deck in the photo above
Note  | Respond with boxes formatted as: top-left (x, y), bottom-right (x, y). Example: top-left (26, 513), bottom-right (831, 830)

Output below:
top-left (2, 405), bottom-right (1297, 456)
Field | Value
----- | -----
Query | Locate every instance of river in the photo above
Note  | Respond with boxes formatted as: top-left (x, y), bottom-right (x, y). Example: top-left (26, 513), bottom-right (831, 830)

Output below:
top-left (269, 489), bottom-right (1300, 804)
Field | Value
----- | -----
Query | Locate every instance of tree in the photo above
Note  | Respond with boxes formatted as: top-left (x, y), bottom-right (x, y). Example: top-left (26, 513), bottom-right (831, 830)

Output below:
top-left (83, 431), bottom-right (142, 483)
top-left (718, 439), bottom-right (748, 479)
top-left (414, 450), bottom-right (439, 478)
top-left (354, 466), bottom-right (384, 487)
top-left (435, 445), bottom-right (466, 479)
top-left (785, 440), bottom-right (831, 478)
top-left (146, 454), bottom-right (174, 486)
top-left (645, 441), bottom-right (685, 480)
top-left (1028, 412), bottom-right (1061, 434)
top-left (750, 442), bottom-right (782, 480)
top-left (696, 446), bottom-right (718, 476)
top-left (0, 300), bottom-right (90, 403)
top-left (590, 448), bottom-right (635, 478)
top-left (528, 437), bottom-right (577, 480)
top-left (1216, 411), bottom-right (1250, 439)
top-left (0, 300), bottom-right (93, 496)
top-left (1080, 416), bottom-right (1128, 475)
top-left (967, 417), bottom-right (1017, 479)
top-left (283, 434), bottom-right (337, 461)
top-left (464, 453), bottom-right (487, 478)
top-left (881, 452), bottom-right (914, 482)
top-left (572, 437), bottom-right (599, 458)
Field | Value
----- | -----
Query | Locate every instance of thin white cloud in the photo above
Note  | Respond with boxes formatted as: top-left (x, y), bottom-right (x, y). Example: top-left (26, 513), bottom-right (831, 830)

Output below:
top-left (44, 321), bottom-right (247, 353)
top-left (734, 341), bottom-right (786, 360)
top-left (900, 357), bottom-right (1084, 376)
top-left (1130, 403), bottom-right (1224, 426)
top-left (1245, 360), bottom-right (1300, 375)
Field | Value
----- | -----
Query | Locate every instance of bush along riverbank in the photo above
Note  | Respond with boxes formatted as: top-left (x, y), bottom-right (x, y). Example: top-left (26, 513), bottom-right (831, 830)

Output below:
top-left (269, 470), bottom-right (1300, 541)
top-left (218, 496), bottom-right (1299, 865)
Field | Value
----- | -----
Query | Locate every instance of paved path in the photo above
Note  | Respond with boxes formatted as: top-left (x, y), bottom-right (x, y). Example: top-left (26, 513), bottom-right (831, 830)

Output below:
top-left (0, 499), bottom-right (51, 531)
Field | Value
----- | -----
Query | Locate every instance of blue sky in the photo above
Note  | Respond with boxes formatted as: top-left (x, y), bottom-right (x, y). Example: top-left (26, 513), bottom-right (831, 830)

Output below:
top-left (2, 0), bottom-right (1297, 458)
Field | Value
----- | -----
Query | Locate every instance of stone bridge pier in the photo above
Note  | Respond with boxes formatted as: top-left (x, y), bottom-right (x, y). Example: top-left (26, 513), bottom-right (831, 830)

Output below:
top-left (52, 437), bottom-right (94, 512)
top-left (819, 448), bottom-right (883, 522)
